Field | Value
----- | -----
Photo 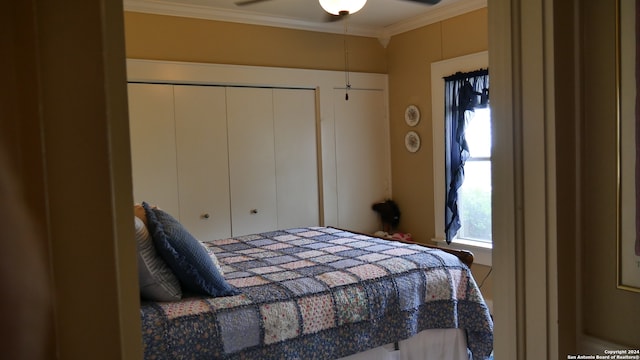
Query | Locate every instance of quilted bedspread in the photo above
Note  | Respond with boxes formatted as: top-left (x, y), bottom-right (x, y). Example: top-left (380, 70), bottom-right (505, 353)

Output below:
top-left (140, 227), bottom-right (493, 360)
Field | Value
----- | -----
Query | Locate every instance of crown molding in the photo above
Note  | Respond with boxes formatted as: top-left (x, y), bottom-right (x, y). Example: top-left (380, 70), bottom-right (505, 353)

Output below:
top-left (382, 0), bottom-right (487, 37)
top-left (123, 0), bottom-right (487, 39)
top-left (123, 0), bottom-right (377, 36)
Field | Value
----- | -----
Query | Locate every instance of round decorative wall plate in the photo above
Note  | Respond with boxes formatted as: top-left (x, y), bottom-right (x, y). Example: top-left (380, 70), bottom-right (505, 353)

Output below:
top-left (404, 104), bottom-right (421, 126)
top-left (404, 131), bottom-right (421, 153)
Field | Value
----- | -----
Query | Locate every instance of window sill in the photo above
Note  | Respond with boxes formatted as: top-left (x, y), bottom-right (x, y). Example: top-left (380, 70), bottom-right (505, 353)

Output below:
top-left (432, 238), bottom-right (492, 266)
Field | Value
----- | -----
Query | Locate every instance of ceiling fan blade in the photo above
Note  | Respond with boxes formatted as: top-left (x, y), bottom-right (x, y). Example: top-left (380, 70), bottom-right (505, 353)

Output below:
top-left (403, 0), bottom-right (442, 4)
top-left (235, 0), bottom-right (273, 6)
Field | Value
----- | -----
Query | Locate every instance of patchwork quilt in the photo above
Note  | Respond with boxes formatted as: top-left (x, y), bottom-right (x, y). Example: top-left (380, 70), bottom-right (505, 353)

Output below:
top-left (140, 227), bottom-right (493, 360)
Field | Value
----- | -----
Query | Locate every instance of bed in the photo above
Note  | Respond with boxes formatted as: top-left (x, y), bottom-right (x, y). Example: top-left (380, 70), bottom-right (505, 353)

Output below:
top-left (136, 204), bottom-right (493, 360)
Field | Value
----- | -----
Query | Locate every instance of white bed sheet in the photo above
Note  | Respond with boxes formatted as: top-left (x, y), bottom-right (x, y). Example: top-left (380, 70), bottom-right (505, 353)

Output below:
top-left (340, 328), bottom-right (469, 360)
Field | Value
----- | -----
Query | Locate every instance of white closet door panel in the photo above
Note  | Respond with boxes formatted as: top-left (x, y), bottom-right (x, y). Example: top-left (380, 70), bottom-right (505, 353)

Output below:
top-left (128, 83), bottom-right (180, 217)
top-left (273, 88), bottom-right (319, 229)
top-left (174, 85), bottom-right (231, 241)
top-left (227, 87), bottom-right (277, 236)
top-left (334, 89), bottom-right (390, 233)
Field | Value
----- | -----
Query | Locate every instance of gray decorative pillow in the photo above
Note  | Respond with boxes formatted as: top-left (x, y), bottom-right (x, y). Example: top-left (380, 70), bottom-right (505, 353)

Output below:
top-left (135, 216), bottom-right (182, 301)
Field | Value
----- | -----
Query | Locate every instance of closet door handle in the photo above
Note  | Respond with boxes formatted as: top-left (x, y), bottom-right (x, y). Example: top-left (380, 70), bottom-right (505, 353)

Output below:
top-left (250, 209), bottom-right (258, 214)
top-left (202, 213), bottom-right (210, 219)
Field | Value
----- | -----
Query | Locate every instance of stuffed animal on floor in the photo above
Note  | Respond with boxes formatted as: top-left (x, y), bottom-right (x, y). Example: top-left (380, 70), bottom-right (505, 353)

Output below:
top-left (372, 200), bottom-right (412, 241)
top-left (372, 200), bottom-right (400, 231)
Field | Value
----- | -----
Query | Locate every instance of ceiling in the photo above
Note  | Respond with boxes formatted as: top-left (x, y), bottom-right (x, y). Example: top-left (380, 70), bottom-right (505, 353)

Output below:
top-left (123, 0), bottom-right (486, 40)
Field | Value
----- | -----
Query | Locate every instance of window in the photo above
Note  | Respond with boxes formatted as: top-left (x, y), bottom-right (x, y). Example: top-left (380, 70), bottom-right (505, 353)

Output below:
top-left (444, 69), bottom-right (491, 243)
top-left (456, 107), bottom-right (491, 243)
top-left (430, 52), bottom-right (492, 266)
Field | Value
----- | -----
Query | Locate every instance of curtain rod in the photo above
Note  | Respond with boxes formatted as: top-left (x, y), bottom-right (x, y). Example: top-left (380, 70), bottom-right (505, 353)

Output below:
top-left (443, 68), bottom-right (489, 81)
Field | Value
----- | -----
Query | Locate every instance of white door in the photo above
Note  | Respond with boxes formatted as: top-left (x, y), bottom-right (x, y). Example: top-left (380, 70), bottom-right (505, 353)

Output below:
top-left (273, 88), bottom-right (320, 229)
top-left (128, 83), bottom-right (180, 217)
top-left (334, 88), bottom-right (390, 233)
top-left (174, 85), bottom-right (231, 241)
top-left (226, 87), bottom-right (278, 236)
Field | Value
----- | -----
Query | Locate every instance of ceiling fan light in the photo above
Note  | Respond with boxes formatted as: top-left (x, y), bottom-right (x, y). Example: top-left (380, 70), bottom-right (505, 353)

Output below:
top-left (319, 0), bottom-right (367, 15)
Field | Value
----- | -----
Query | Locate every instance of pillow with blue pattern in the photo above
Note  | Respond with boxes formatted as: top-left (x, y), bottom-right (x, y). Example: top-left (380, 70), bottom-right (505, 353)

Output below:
top-left (142, 202), bottom-right (240, 297)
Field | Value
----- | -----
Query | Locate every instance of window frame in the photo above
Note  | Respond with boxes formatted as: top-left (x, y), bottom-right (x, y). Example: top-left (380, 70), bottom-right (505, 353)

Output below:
top-left (430, 51), bottom-right (492, 266)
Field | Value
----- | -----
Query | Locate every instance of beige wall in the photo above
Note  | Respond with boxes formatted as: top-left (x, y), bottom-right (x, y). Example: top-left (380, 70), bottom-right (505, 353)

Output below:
top-left (124, 12), bottom-right (387, 73)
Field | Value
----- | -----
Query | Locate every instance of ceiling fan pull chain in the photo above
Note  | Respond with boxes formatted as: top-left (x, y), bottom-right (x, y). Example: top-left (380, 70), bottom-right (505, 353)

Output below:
top-left (343, 16), bottom-right (351, 101)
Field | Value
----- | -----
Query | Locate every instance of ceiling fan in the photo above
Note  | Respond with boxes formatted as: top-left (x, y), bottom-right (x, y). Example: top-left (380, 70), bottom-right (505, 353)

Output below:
top-left (235, 0), bottom-right (442, 21)
top-left (236, 0), bottom-right (442, 5)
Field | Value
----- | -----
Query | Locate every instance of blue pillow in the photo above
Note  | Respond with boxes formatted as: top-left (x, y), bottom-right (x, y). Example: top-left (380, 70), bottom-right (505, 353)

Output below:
top-left (142, 202), bottom-right (240, 297)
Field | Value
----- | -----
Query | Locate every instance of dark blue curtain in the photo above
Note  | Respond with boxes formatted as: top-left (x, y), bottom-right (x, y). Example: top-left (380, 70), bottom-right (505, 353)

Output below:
top-left (444, 69), bottom-right (489, 243)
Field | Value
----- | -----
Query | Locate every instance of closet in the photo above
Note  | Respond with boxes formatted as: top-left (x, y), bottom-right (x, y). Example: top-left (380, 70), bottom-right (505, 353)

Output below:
top-left (128, 83), bottom-right (319, 241)
top-left (127, 59), bottom-right (392, 237)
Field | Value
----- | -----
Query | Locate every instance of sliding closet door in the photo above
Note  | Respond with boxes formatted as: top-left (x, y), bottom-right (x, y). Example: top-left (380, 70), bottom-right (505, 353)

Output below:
top-left (128, 83), bottom-right (180, 217)
top-left (129, 83), bottom-right (321, 239)
top-left (273, 88), bottom-right (319, 229)
top-left (174, 85), bottom-right (231, 241)
top-left (334, 89), bottom-right (390, 233)
top-left (226, 87), bottom-right (278, 236)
